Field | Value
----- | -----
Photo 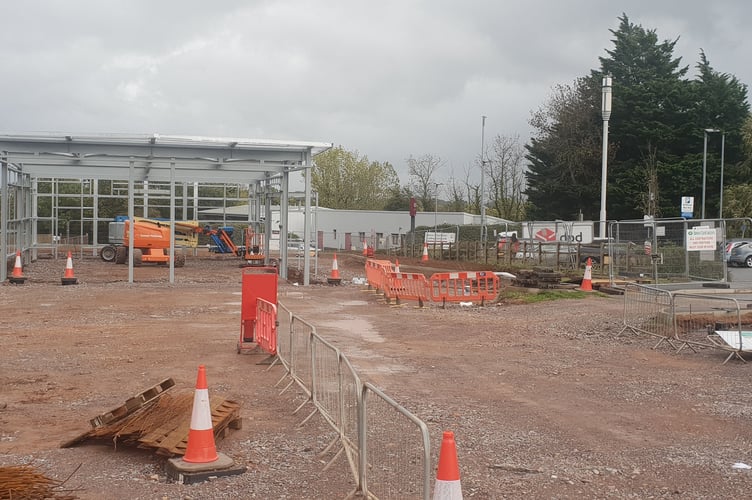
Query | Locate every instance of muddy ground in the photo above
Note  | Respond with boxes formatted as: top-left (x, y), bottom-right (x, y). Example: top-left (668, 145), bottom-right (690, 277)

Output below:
top-left (2, 250), bottom-right (752, 499)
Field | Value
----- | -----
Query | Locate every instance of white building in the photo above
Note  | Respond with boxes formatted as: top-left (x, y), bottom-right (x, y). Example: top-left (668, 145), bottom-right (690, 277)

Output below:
top-left (200, 205), bottom-right (513, 251)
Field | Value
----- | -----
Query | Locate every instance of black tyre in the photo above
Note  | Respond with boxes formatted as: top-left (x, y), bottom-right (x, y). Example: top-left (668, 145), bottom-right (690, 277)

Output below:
top-left (115, 246), bottom-right (127, 264)
top-left (745, 256), bottom-right (752, 268)
top-left (174, 254), bottom-right (186, 268)
top-left (133, 248), bottom-right (143, 266)
top-left (100, 245), bottom-right (117, 262)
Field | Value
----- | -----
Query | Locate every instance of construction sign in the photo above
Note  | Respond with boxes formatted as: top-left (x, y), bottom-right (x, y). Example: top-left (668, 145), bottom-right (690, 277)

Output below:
top-left (522, 221), bottom-right (595, 244)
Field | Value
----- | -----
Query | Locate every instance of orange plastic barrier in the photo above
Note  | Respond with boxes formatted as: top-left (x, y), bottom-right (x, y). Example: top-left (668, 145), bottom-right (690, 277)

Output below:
top-left (255, 298), bottom-right (278, 355)
top-left (364, 259), bottom-right (392, 291)
top-left (240, 266), bottom-right (278, 353)
top-left (383, 272), bottom-right (429, 307)
top-left (428, 271), bottom-right (500, 306)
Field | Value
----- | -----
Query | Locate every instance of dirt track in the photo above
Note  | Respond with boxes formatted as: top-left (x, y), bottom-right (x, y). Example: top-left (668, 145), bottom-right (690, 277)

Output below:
top-left (2, 251), bottom-right (752, 499)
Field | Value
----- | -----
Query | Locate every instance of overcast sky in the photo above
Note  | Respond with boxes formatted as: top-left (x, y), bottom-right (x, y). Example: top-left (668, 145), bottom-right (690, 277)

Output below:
top-left (2, 1), bottom-right (750, 188)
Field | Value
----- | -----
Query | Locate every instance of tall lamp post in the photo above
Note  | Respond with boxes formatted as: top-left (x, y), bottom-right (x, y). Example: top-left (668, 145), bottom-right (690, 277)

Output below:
top-left (480, 115), bottom-right (487, 247)
top-left (719, 132), bottom-right (726, 219)
top-left (702, 128), bottom-right (721, 220)
top-left (434, 182), bottom-right (443, 253)
top-left (599, 75), bottom-right (612, 239)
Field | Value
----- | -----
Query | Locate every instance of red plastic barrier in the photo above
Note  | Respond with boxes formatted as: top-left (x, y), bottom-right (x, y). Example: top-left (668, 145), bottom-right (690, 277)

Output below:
top-left (428, 271), bottom-right (499, 306)
top-left (240, 266), bottom-right (278, 352)
top-left (383, 272), bottom-right (429, 307)
top-left (255, 298), bottom-right (278, 355)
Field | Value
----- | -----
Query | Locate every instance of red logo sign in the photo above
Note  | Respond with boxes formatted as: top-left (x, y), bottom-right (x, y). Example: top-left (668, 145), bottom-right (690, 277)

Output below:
top-left (535, 228), bottom-right (557, 242)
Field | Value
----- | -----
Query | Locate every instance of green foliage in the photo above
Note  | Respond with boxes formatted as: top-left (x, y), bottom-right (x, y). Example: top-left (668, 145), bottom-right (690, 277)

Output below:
top-left (526, 14), bottom-right (751, 221)
top-left (525, 78), bottom-right (604, 220)
top-left (312, 146), bottom-right (400, 209)
top-left (382, 185), bottom-right (415, 211)
top-left (498, 289), bottom-right (597, 304)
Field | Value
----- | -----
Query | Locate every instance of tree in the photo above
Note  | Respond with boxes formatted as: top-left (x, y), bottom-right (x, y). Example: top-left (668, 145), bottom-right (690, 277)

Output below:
top-left (312, 146), bottom-right (400, 209)
top-left (382, 185), bottom-right (414, 211)
top-left (526, 14), bottom-right (750, 222)
top-left (407, 154), bottom-right (444, 211)
top-left (486, 134), bottom-right (527, 220)
top-left (444, 173), bottom-right (468, 213)
top-left (525, 78), bottom-right (603, 220)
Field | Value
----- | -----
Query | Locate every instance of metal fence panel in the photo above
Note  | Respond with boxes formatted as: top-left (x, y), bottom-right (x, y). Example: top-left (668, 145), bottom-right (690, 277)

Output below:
top-left (610, 219), bottom-right (747, 283)
top-left (276, 302), bottom-right (293, 372)
top-left (621, 283), bottom-right (674, 347)
top-left (339, 355), bottom-right (361, 480)
top-left (290, 315), bottom-right (315, 398)
top-left (672, 293), bottom-right (744, 353)
top-left (360, 383), bottom-right (431, 500)
top-left (311, 334), bottom-right (342, 431)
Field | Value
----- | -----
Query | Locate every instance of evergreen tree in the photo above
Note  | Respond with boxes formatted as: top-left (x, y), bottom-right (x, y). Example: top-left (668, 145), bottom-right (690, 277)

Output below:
top-left (526, 14), bottom-right (750, 221)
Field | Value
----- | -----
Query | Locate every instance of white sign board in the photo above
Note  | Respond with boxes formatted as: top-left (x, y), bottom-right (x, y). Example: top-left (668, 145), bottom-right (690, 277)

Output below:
top-left (686, 227), bottom-right (717, 251)
top-left (522, 221), bottom-right (594, 244)
top-left (681, 196), bottom-right (694, 218)
top-left (425, 232), bottom-right (456, 249)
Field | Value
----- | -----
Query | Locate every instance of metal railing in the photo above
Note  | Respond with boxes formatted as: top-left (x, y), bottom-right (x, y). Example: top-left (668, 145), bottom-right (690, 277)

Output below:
top-left (622, 283), bottom-right (752, 363)
top-left (274, 301), bottom-right (432, 499)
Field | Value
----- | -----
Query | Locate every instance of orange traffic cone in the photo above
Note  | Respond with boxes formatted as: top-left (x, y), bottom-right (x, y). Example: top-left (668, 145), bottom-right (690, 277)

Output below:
top-left (327, 252), bottom-right (342, 285)
top-left (363, 240), bottom-right (368, 256)
top-left (8, 250), bottom-right (27, 284)
top-left (61, 251), bottom-right (78, 285)
top-left (394, 259), bottom-right (400, 273)
top-left (183, 365), bottom-right (219, 463)
top-left (433, 430), bottom-right (462, 499)
top-left (580, 257), bottom-right (593, 291)
top-left (421, 243), bottom-right (429, 262)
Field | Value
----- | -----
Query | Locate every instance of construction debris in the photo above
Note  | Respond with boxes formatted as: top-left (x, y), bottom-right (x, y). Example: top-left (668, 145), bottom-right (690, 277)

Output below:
top-left (61, 382), bottom-right (241, 457)
top-left (512, 268), bottom-right (564, 289)
top-left (0, 465), bottom-right (81, 500)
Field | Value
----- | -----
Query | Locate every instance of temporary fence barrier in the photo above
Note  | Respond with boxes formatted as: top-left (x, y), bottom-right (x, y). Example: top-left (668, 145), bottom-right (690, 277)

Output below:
top-left (304, 335), bottom-right (341, 431)
top-left (359, 383), bottom-right (431, 499)
top-left (273, 300), bottom-right (433, 499)
top-left (280, 315), bottom-right (316, 414)
top-left (383, 272), bottom-right (429, 307)
top-left (671, 293), bottom-right (747, 356)
top-left (276, 303), bottom-right (294, 373)
top-left (365, 259), bottom-right (392, 292)
top-left (619, 283), bottom-right (675, 349)
top-left (337, 355), bottom-right (361, 479)
top-left (622, 283), bottom-right (752, 363)
top-left (254, 298), bottom-right (278, 356)
top-left (427, 271), bottom-right (499, 307)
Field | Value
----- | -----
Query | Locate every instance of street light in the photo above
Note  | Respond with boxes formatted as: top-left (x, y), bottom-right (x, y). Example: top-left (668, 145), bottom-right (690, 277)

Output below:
top-left (719, 132), bottom-right (726, 219)
top-left (480, 115), bottom-right (487, 247)
top-left (599, 75), bottom-right (612, 238)
top-left (434, 182), bottom-right (443, 253)
top-left (702, 128), bottom-right (721, 220)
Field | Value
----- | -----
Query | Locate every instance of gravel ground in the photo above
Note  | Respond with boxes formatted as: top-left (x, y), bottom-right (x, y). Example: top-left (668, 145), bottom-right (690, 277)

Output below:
top-left (2, 251), bottom-right (752, 499)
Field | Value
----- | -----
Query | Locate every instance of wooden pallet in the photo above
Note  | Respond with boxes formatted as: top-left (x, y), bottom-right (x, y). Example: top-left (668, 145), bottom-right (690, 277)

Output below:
top-left (62, 391), bottom-right (242, 457)
top-left (89, 378), bottom-right (176, 428)
top-left (138, 397), bottom-right (242, 456)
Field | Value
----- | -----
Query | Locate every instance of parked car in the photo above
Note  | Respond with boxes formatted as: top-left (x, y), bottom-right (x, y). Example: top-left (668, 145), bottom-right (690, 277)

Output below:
top-left (724, 239), bottom-right (750, 262)
top-left (728, 242), bottom-right (752, 267)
